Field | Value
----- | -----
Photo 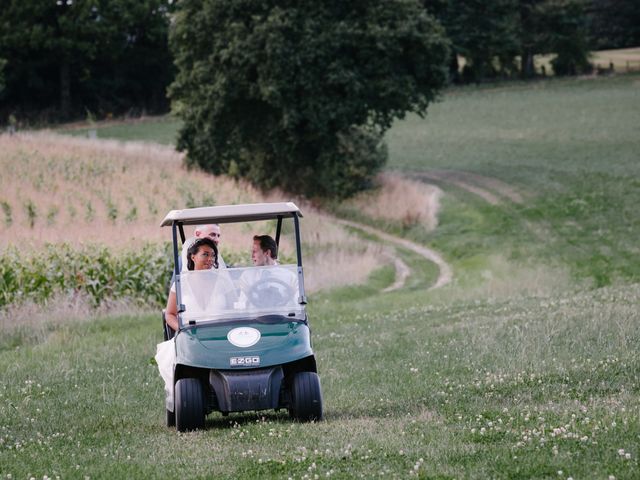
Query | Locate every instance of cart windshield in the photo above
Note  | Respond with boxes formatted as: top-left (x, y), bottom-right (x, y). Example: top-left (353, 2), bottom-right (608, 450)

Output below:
top-left (178, 265), bottom-right (304, 324)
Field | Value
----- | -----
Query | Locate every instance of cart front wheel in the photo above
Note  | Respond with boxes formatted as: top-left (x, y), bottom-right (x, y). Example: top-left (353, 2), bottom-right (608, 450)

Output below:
top-left (175, 378), bottom-right (205, 432)
top-left (289, 372), bottom-right (323, 422)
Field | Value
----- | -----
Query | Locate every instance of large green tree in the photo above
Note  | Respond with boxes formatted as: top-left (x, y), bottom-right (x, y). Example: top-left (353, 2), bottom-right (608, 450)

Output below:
top-left (518, 0), bottom-right (591, 77)
top-left (425, 0), bottom-right (592, 81)
top-left (170, 0), bottom-right (449, 199)
top-left (545, 0), bottom-right (591, 75)
top-left (0, 0), bottom-right (173, 120)
top-left (424, 0), bottom-right (520, 83)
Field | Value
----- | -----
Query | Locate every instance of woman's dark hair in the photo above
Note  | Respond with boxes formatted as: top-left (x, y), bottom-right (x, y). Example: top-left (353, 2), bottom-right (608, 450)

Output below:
top-left (186, 237), bottom-right (218, 270)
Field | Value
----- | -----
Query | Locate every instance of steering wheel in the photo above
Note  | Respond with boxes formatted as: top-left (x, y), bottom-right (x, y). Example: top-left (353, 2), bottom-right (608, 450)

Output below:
top-left (247, 277), bottom-right (294, 308)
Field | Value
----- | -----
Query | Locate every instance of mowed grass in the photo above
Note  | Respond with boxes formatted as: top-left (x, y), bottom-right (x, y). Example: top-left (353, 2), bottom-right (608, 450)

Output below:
top-left (0, 282), bottom-right (638, 478)
top-left (2, 74), bottom-right (639, 478)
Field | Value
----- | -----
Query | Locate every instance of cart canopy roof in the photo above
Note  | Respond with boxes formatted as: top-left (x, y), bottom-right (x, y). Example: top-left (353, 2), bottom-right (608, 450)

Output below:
top-left (160, 202), bottom-right (302, 227)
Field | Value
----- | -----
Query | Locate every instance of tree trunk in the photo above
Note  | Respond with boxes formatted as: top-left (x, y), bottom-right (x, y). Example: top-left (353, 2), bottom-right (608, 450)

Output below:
top-left (448, 50), bottom-right (460, 84)
top-left (59, 61), bottom-right (71, 118)
top-left (521, 49), bottom-right (535, 78)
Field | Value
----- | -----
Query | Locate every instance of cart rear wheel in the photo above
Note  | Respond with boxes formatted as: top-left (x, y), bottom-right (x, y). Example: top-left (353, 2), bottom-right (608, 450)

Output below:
top-left (175, 378), bottom-right (205, 432)
top-left (289, 372), bottom-right (323, 422)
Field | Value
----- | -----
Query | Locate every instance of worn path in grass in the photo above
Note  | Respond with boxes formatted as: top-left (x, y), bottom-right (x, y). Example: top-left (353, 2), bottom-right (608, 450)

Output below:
top-left (336, 219), bottom-right (452, 291)
top-left (413, 169), bottom-right (527, 205)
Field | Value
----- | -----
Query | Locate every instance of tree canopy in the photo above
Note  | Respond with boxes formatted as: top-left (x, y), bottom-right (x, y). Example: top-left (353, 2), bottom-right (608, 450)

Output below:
top-left (169, 0), bottom-right (450, 199)
top-left (1, 0), bottom-right (636, 128)
top-left (588, 0), bottom-right (640, 50)
top-left (0, 0), bottom-right (174, 120)
top-left (424, 0), bottom-right (594, 81)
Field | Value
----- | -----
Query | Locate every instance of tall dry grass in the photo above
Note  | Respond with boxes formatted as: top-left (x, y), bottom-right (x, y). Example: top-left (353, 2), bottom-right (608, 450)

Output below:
top-left (0, 292), bottom-right (149, 345)
top-left (344, 172), bottom-right (441, 230)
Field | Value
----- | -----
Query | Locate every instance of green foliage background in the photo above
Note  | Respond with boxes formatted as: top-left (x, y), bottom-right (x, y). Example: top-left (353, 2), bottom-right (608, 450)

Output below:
top-left (0, 0), bottom-right (174, 120)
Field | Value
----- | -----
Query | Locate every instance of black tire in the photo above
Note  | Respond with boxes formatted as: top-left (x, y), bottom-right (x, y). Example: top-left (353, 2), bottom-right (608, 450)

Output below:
top-left (166, 408), bottom-right (175, 427)
top-left (175, 378), bottom-right (205, 432)
top-left (289, 372), bottom-right (323, 422)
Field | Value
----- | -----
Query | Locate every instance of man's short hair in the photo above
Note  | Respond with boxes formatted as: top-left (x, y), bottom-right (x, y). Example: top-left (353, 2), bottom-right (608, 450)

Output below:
top-left (253, 235), bottom-right (277, 259)
top-left (195, 223), bottom-right (220, 233)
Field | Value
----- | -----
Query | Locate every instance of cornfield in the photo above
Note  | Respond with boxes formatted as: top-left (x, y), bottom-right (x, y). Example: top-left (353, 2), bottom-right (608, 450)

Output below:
top-left (0, 243), bottom-right (174, 308)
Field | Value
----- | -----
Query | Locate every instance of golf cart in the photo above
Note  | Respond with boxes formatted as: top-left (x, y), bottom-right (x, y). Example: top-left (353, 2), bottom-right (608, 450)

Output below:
top-left (160, 202), bottom-right (323, 431)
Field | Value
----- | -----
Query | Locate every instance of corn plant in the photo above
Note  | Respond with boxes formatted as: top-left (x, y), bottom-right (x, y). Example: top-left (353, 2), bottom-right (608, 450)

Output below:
top-left (46, 205), bottom-right (59, 226)
top-left (106, 199), bottom-right (118, 224)
top-left (85, 201), bottom-right (95, 223)
top-left (24, 200), bottom-right (37, 228)
top-left (1, 200), bottom-right (11, 227)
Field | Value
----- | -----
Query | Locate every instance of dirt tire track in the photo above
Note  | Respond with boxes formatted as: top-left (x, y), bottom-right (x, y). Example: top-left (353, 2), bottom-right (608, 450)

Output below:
top-left (414, 170), bottom-right (525, 204)
top-left (381, 252), bottom-right (411, 293)
top-left (337, 219), bottom-right (452, 291)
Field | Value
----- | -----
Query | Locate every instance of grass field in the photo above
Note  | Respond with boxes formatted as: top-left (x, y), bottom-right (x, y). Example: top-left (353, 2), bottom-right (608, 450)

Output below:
top-left (57, 115), bottom-right (182, 145)
top-left (2, 74), bottom-right (639, 478)
top-left (384, 73), bottom-right (640, 290)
